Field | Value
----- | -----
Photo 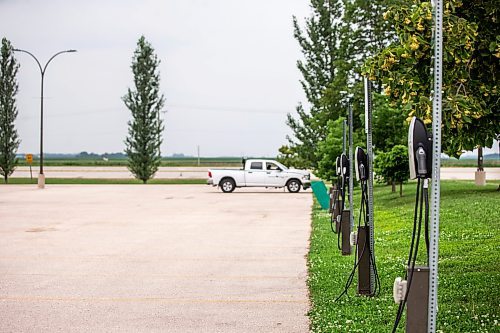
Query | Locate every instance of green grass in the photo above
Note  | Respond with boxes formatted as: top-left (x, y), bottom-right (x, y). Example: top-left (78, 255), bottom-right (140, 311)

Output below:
top-left (308, 181), bottom-right (499, 332)
top-left (2, 178), bottom-right (206, 185)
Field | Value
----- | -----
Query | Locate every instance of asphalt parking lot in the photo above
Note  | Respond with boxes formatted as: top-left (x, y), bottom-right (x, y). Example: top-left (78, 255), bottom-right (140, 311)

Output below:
top-left (0, 185), bottom-right (311, 332)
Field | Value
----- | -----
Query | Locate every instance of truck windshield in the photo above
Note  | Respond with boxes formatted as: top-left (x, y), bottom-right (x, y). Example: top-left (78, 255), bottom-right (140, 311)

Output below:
top-left (274, 161), bottom-right (288, 171)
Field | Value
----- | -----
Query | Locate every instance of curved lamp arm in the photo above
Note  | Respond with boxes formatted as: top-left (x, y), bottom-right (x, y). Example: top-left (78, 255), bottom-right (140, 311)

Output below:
top-left (14, 48), bottom-right (77, 74)
top-left (13, 48), bottom-right (43, 74)
top-left (43, 49), bottom-right (77, 73)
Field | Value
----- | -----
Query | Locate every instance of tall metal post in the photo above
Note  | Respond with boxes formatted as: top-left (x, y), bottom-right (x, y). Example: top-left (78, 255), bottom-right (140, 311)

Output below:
top-left (429, 0), bottom-right (443, 331)
top-left (197, 145), bottom-right (201, 166)
top-left (364, 77), bottom-right (375, 294)
top-left (14, 48), bottom-right (77, 188)
top-left (348, 102), bottom-right (354, 230)
top-left (342, 119), bottom-right (347, 154)
top-left (40, 72), bottom-right (44, 176)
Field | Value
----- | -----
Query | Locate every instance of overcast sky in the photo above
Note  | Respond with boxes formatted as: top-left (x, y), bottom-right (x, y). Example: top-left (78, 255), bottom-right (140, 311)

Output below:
top-left (1, 0), bottom-right (311, 157)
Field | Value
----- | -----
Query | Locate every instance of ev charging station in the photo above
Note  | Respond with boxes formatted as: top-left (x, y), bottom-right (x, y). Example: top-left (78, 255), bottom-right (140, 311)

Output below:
top-left (338, 153), bottom-right (351, 255)
top-left (330, 156), bottom-right (342, 234)
top-left (392, 1), bottom-right (443, 331)
top-left (331, 104), bottom-right (353, 257)
top-left (392, 116), bottom-right (432, 332)
top-left (336, 100), bottom-right (354, 256)
top-left (329, 0), bottom-right (442, 329)
top-left (334, 79), bottom-right (379, 301)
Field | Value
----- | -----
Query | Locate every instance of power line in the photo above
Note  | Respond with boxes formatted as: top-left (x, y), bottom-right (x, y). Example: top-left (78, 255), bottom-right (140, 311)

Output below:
top-left (17, 103), bottom-right (294, 120)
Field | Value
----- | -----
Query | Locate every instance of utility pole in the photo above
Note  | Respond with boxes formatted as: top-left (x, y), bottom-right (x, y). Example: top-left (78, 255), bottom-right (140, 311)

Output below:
top-left (197, 145), bottom-right (200, 166)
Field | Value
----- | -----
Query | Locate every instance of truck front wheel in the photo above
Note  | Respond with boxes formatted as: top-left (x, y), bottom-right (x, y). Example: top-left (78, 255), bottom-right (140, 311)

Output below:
top-left (220, 178), bottom-right (236, 193)
top-left (286, 179), bottom-right (301, 193)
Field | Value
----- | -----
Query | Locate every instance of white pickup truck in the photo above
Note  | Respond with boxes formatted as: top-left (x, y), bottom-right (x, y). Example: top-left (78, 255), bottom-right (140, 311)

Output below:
top-left (207, 159), bottom-right (311, 193)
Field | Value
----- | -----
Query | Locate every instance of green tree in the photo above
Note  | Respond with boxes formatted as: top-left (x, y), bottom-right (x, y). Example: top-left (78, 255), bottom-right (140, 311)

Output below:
top-left (0, 37), bottom-right (21, 184)
top-left (374, 144), bottom-right (410, 196)
top-left (315, 117), bottom-right (365, 183)
top-left (123, 36), bottom-right (165, 184)
top-left (364, 0), bottom-right (500, 157)
top-left (372, 93), bottom-right (407, 151)
top-left (315, 118), bottom-right (345, 182)
top-left (286, 0), bottom-right (348, 168)
top-left (342, 0), bottom-right (401, 91)
top-left (276, 145), bottom-right (308, 169)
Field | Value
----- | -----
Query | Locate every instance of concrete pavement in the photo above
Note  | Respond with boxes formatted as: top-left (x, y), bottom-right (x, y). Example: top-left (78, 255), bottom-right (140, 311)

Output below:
top-left (0, 185), bottom-right (311, 332)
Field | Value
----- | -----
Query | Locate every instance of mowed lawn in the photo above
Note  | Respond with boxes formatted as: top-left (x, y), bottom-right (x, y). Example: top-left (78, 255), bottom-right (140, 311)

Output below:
top-left (2, 178), bottom-right (206, 185)
top-left (308, 181), bottom-right (499, 333)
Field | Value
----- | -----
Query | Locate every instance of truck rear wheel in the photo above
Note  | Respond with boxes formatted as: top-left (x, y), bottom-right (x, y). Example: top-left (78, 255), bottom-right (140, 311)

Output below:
top-left (220, 178), bottom-right (236, 193)
top-left (286, 179), bottom-right (301, 193)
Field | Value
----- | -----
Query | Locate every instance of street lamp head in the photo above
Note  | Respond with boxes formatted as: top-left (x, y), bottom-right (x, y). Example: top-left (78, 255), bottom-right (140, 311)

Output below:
top-left (67, 49), bottom-right (77, 53)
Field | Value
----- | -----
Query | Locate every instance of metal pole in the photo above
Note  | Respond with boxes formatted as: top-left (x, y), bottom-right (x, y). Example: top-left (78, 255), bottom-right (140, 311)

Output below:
top-left (477, 146), bottom-right (483, 171)
top-left (13, 49), bottom-right (77, 188)
top-left (364, 77), bottom-right (375, 294)
top-left (40, 72), bottom-right (44, 176)
top-left (348, 102), bottom-right (354, 230)
top-left (342, 120), bottom-right (347, 155)
top-left (197, 145), bottom-right (200, 166)
top-left (429, 0), bottom-right (443, 330)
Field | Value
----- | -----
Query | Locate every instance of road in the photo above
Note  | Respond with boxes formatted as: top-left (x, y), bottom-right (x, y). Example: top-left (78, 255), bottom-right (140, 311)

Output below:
top-left (0, 185), bottom-right (311, 332)
top-left (12, 166), bottom-right (213, 179)
top-left (12, 166), bottom-right (500, 180)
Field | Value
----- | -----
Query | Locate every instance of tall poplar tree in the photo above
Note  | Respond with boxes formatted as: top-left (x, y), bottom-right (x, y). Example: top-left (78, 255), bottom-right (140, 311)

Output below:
top-left (123, 36), bottom-right (165, 183)
top-left (0, 37), bottom-right (21, 184)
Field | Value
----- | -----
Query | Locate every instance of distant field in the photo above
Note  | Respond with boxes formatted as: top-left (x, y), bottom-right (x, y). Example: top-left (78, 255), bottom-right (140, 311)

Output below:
top-left (17, 157), bottom-right (244, 167)
top-left (16, 156), bottom-right (499, 168)
top-left (441, 158), bottom-right (499, 167)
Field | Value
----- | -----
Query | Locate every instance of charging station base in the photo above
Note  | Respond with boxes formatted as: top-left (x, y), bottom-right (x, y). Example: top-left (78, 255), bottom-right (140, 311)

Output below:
top-left (406, 266), bottom-right (429, 333)
top-left (341, 210), bottom-right (351, 255)
top-left (357, 226), bottom-right (371, 295)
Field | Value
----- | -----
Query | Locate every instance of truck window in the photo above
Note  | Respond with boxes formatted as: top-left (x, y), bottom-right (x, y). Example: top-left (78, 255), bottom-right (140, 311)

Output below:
top-left (250, 162), bottom-right (263, 170)
top-left (266, 162), bottom-right (280, 171)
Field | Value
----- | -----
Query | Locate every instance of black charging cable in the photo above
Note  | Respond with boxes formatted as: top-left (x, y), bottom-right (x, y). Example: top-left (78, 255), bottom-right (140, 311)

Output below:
top-left (391, 177), bottom-right (429, 332)
top-left (334, 175), bottom-right (381, 301)
top-left (363, 178), bottom-right (382, 297)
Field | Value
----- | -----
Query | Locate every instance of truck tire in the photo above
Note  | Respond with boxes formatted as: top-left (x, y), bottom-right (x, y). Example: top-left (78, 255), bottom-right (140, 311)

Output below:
top-left (220, 178), bottom-right (236, 193)
top-left (286, 179), bottom-right (301, 193)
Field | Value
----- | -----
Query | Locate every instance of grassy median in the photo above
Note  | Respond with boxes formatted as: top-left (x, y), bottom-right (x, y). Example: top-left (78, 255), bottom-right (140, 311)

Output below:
top-left (2, 178), bottom-right (207, 185)
top-left (308, 180), bottom-right (499, 332)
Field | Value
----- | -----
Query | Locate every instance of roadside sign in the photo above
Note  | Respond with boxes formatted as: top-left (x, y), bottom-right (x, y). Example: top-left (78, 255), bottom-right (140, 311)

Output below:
top-left (25, 154), bottom-right (34, 181)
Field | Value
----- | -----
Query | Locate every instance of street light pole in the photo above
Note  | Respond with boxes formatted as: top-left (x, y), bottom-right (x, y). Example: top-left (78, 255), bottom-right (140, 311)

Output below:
top-left (14, 49), bottom-right (77, 188)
